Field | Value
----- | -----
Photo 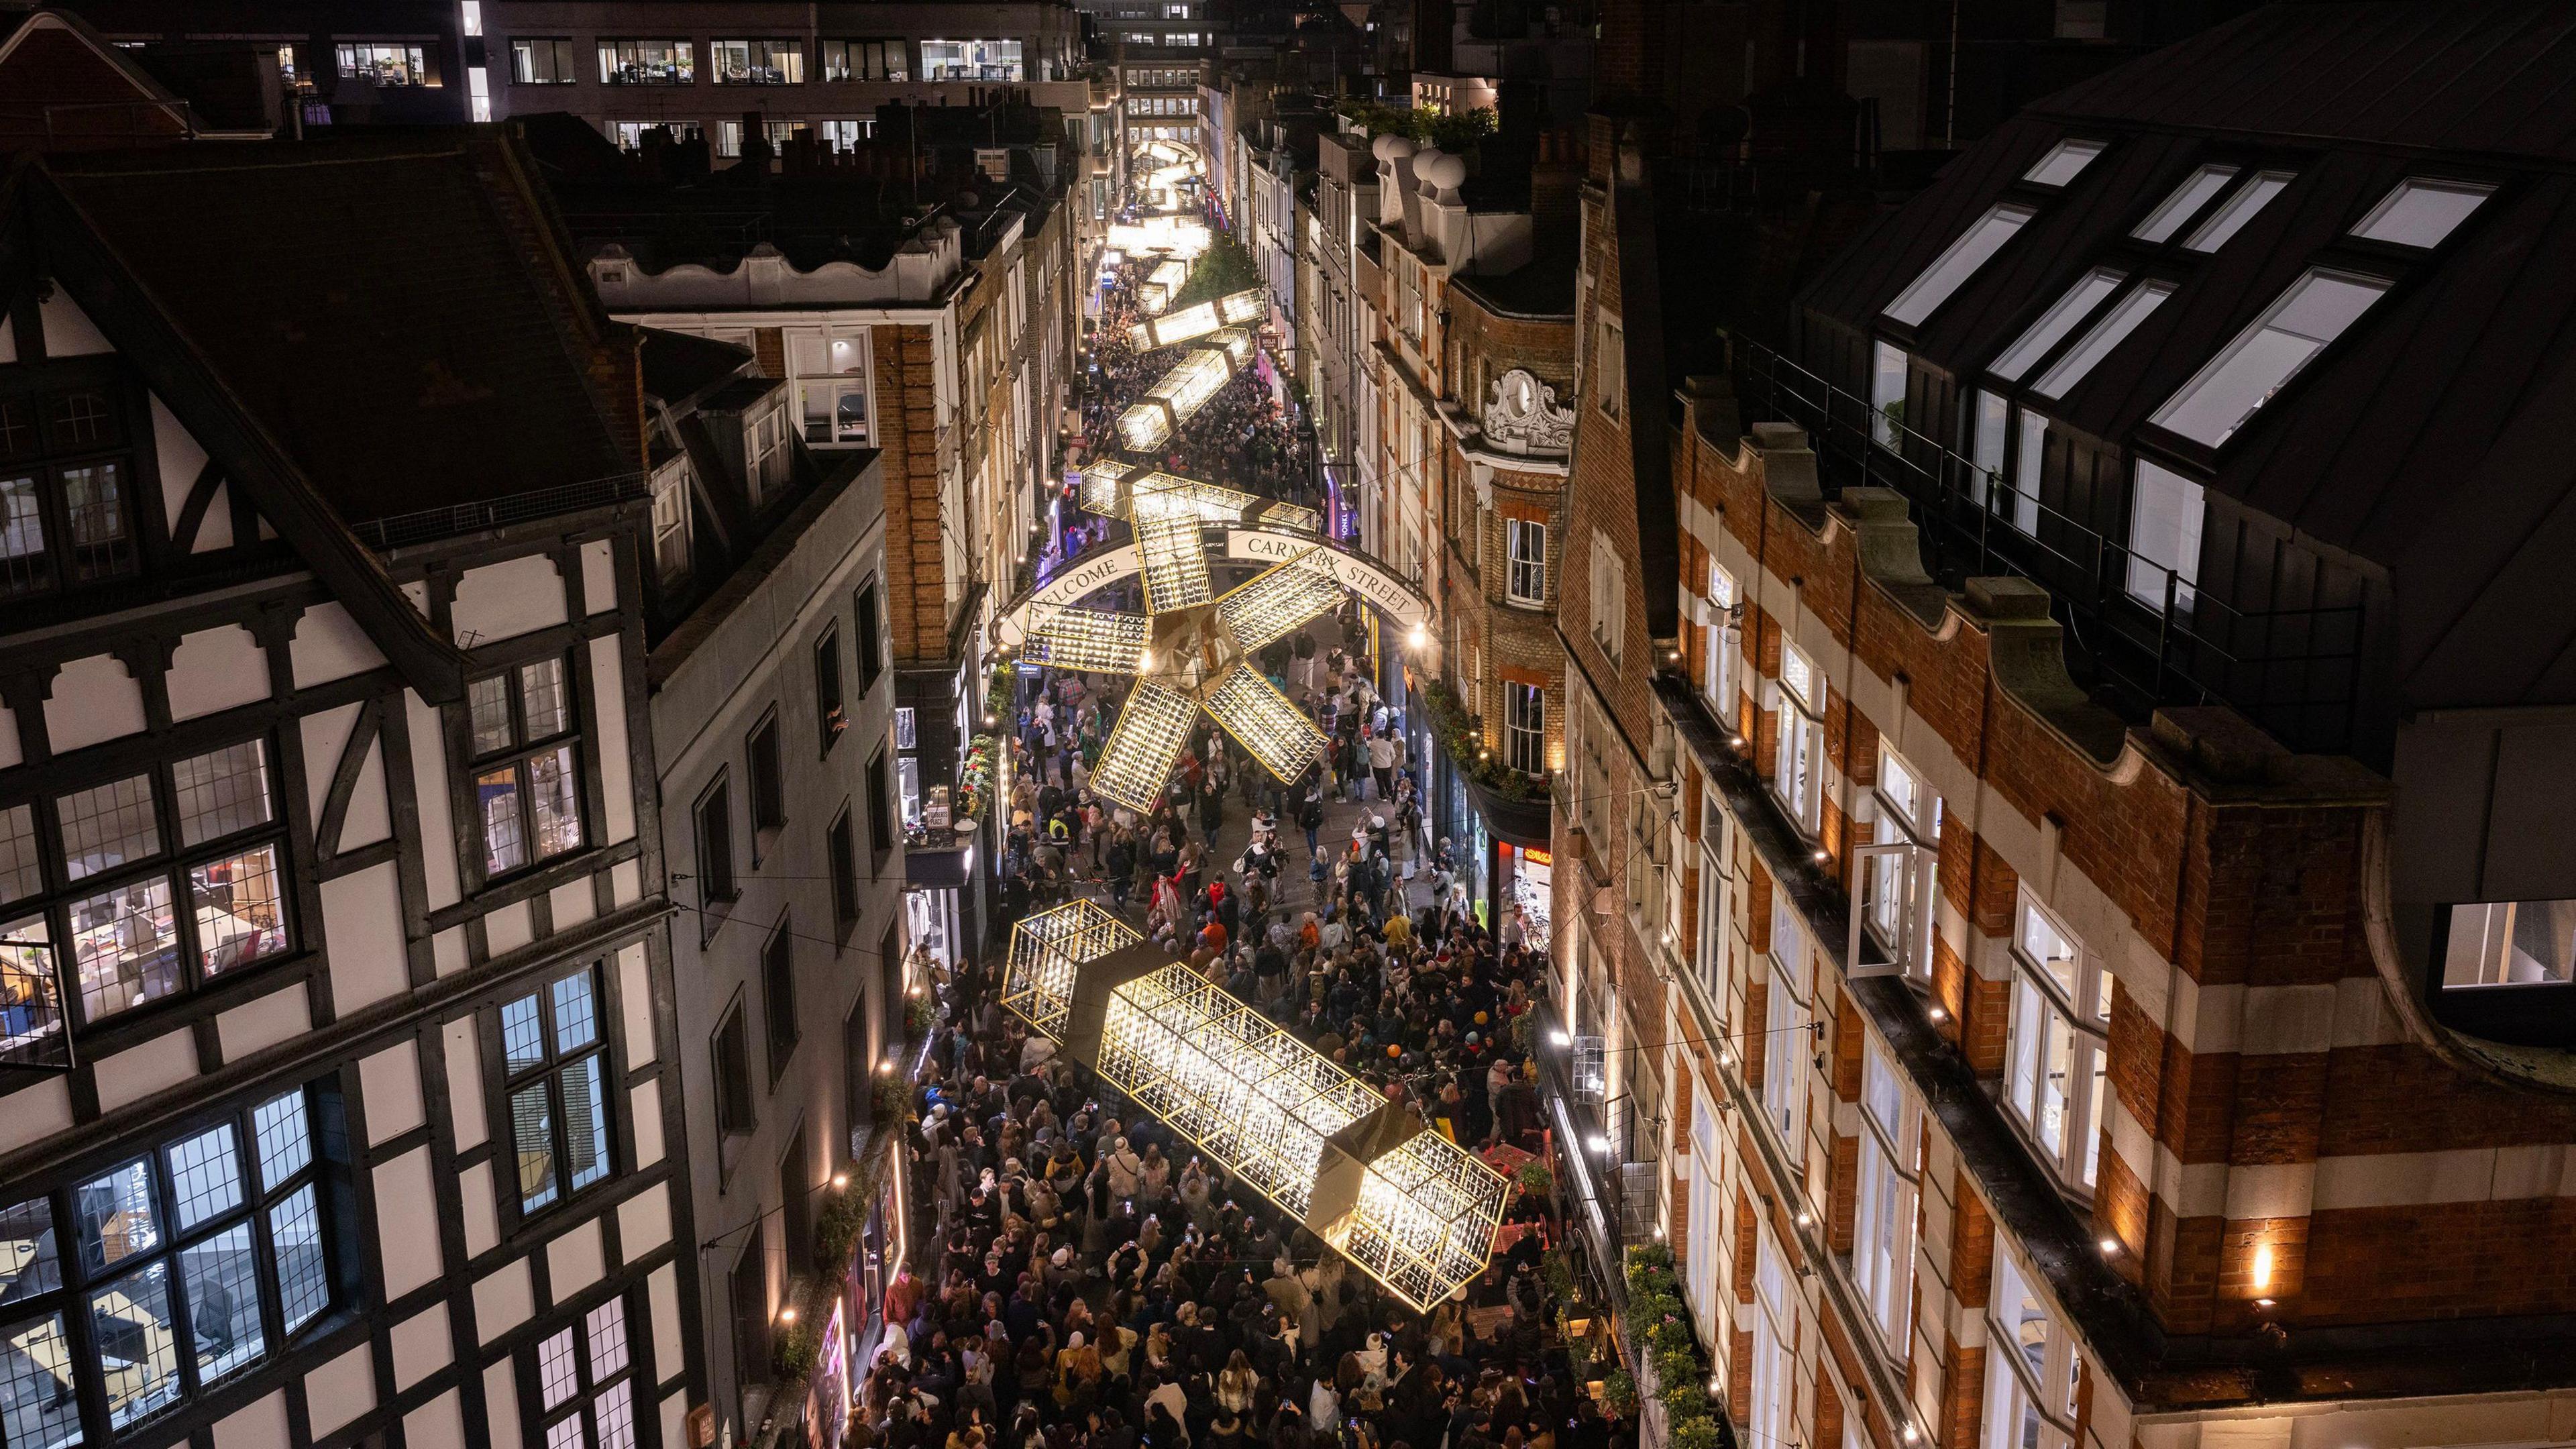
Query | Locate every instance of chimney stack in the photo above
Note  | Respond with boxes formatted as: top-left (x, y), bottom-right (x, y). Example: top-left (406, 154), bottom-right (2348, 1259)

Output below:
top-left (1529, 128), bottom-right (1579, 260)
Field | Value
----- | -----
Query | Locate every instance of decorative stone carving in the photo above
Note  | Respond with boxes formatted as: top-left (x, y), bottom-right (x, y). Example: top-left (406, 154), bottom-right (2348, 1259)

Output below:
top-left (1481, 368), bottom-right (1575, 456)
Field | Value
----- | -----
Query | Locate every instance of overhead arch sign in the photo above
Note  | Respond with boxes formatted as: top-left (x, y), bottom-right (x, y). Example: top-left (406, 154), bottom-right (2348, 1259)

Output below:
top-left (994, 528), bottom-right (1432, 649)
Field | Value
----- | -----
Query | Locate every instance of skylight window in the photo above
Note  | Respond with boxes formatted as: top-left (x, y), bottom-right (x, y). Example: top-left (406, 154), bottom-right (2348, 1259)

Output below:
top-left (1991, 268), bottom-right (2123, 382)
top-left (1884, 203), bottom-right (2038, 328)
top-left (2351, 178), bottom-right (2493, 248)
top-left (2023, 138), bottom-right (2106, 189)
top-left (2151, 269), bottom-right (2387, 447)
top-left (2132, 165), bottom-right (2237, 244)
top-left (2182, 170), bottom-right (2292, 253)
top-left (2033, 279), bottom-right (2175, 398)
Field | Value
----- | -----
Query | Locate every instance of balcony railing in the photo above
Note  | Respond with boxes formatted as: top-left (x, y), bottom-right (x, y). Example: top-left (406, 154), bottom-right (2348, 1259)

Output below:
top-left (1730, 335), bottom-right (2366, 754)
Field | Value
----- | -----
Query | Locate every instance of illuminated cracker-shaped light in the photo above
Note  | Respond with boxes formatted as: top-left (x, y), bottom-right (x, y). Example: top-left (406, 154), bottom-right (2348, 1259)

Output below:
top-left (1216, 546), bottom-right (1347, 652)
top-left (1077, 460), bottom-right (1137, 516)
top-left (1131, 288), bottom-right (1268, 350)
top-left (1150, 258), bottom-right (1189, 292)
top-left (1134, 514), bottom-right (1213, 614)
top-left (1002, 902), bottom-right (1508, 1311)
top-left (1206, 327), bottom-right (1255, 369)
top-left (1024, 606), bottom-right (1150, 672)
top-left (1204, 665), bottom-right (1326, 784)
top-left (1091, 682), bottom-right (1197, 812)
top-left (1115, 346), bottom-right (1236, 453)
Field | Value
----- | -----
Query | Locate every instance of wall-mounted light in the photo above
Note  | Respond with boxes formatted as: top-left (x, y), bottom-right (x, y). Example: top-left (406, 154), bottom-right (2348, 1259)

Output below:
top-left (2098, 1236), bottom-right (2120, 1256)
top-left (1927, 1005), bottom-right (1947, 1023)
top-left (2251, 1242), bottom-right (2274, 1293)
top-left (832, 1173), bottom-right (850, 1189)
top-left (778, 1306), bottom-right (799, 1324)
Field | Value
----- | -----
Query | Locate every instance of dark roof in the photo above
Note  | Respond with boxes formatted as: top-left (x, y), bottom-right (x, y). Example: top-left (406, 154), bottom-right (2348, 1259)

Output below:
top-left (1792, 1), bottom-right (2576, 717)
top-left (2041, 1), bottom-right (2576, 164)
top-left (1452, 256), bottom-right (1574, 317)
top-left (46, 135), bottom-right (635, 523)
top-left (640, 327), bottom-right (753, 410)
top-left (700, 376), bottom-right (789, 413)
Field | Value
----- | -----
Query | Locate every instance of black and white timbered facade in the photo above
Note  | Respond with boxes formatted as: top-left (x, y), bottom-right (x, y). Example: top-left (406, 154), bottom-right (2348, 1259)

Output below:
top-left (0, 136), bottom-right (705, 1449)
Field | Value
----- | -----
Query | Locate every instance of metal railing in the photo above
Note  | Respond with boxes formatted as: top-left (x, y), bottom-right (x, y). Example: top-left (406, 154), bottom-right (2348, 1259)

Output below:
top-left (353, 472), bottom-right (651, 551)
top-left (1731, 337), bottom-right (2367, 754)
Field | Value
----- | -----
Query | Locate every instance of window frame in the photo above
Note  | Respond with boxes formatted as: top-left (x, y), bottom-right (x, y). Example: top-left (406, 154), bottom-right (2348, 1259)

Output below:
top-left (1758, 887), bottom-right (1807, 1149)
top-left (648, 457), bottom-right (693, 584)
top-left (498, 965), bottom-right (616, 1220)
top-left (1772, 644), bottom-right (1825, 838)
top-left (2002, 899), bottom-right (2110, 1193)
top-left (1850, 741), bottom-right (1941, 984)
top-left (746, 710), bottom-right (787, 848)
top-left (1703, 561), bottom-right (1739, 719)
top-left (508, 36), bottom-right (579, 85)
top-left (1982, 1250), bottom-right (2081, 1449)
top-left (2125, 456), bottom-right (2206, 610)
top-left (1588, 529), bottom-right (1624, 667)
top-left (1882, 202), bottom-right (2038, 328)
top-left (597, 38), bottom-right (694, 85)
top-left (1503, 681), bottom-right (1545, 776)
top-left (1851, 1036), bottom-right (1919, 1353)
top-left (2182, 168), bottom-right (2295, 253)
top-left (712, 992), bottom-right (757, 1139)
top-left (709, 36), bottom-right (806, 85)
top-left (853, 580), bottom-right (885, 696)
top-left (761, 912), bottom-right (799, 1085)
top-left (335, 42), bottom-right (431, 86)
top-left (692, 773), bottom-right (737, 918)
top-left (529, 1292), bottom-right (642, 1449)
top-left (2148, 266), bottom-right (2391, 451)
top-left (828, 806), bottom-right (861, 941)
top-left (0, 380), bottom-right (144, 600)
top-left (866, 746), bottom-right (895, 862)
top-left (466, 655), bottom-right (589, 884)
top-left (1503, 517), bottom-right (1547, 606)
top-left (2, 731), bottom-right (297, 1044)
top-left (813, 624), bottom-right (847, 756)
top-left (0, 1081), bottom-right (345, 1442)
top-left (821, 38), bottom-right (911, 81)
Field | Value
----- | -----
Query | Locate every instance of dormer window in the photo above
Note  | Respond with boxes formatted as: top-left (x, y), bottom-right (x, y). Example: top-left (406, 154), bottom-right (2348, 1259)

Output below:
top-left (1884, 203), bottom-right (2037, 327)
top-left (2151, 268), bottom-right (2386, 447)
top-left (2021, 138), bottom-right (2105, 189)
top-left (2351, 177), bottom-right (2492, 248)
top-left (0, 387), bottom-right (139, 598)
top-left (745, 405), bottom-right (791, 507)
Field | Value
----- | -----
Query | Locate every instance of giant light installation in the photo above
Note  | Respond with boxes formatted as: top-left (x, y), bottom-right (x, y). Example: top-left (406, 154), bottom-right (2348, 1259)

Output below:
top-left (1010, 235), bottom-right (1504, 1308)
top-left (1003, 900), bottom-right (1510, 1310)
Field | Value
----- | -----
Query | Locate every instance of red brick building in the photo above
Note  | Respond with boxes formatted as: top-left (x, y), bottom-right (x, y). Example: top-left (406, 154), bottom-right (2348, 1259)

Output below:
top-left (1554, 6), bottom-right (2576, 1449)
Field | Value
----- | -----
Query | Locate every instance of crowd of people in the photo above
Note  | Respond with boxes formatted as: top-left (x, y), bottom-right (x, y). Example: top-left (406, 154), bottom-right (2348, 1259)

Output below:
top-left (827, 199), bottom-right (1630, 1449)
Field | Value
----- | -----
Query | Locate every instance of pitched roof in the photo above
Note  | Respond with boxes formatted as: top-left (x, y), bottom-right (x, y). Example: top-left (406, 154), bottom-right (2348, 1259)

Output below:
top-left (19, 131), bottom-right (646, 702)
top-left (1793, 1), bottom-right (2576, 716)
top-left (45, 136), bottom-right (638, 523)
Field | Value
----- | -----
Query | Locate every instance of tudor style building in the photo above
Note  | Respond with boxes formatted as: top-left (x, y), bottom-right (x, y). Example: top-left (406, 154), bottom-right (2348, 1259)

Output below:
top-left (0, 134), bottom-right (702, 1449)
top-left (1556, 7), bottom-right (2576, 1449)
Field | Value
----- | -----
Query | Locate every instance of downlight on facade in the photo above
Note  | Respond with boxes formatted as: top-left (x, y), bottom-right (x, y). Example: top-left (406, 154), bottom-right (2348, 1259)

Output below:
top-left (1003, 900), bottom-right (1509, 1310)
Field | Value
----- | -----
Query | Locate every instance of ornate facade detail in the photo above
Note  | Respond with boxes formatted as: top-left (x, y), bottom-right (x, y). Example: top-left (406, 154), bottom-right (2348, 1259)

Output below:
top-left (1481, 368), bottom-right (1575, 456)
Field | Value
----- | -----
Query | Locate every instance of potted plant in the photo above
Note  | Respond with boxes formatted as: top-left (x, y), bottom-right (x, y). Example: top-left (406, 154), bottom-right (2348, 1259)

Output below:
top-left (871, 1072), bottom-right (911, 1123)
top-left (815, 1187), bottom-right (865, 1273)
top-left (1515, 1160), bottom-right (1554, 1199)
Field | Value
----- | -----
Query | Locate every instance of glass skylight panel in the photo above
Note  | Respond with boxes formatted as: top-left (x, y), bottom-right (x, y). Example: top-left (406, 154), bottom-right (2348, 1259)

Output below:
top-left (1883, 203), bottom-right (2039, 327)
top-left (2132, 164), bottom-right (2237, 244)
top-left (1991, 268), bottom-right (2123, 381)
top-left (2182, 170), bottom-right (2292, 253)
top-left (2350, 177), bottom-right (2493, 248)
top-left (2150, 269), bottom-right (2387, 446)
top-left (2032, 278), bottom-right (2176, 398)
top-left (2023, 138), bottom-right (2106, 188)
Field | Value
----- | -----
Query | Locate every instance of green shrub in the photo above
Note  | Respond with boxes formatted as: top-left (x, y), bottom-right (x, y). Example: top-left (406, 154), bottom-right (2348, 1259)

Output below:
top-left (1627, 1289), bottom-right (1682, 1328)
top-left (1600, 1368), bottom-right (1638, 1415)
top-left (1625, 1241), bottom-right (1676, 1272)
top-left (1515, 1160), bottom-right (1555, 1197)
top-left (870, 1072), bottom-right (911, 1123)
top-left (1648, 1317), bottom-right (1696, 1357)
top-left (773, 1316), bottom-right (819, 1382)
top-left (1670, 1415), bottom-right (1723, 1449)
top-left (1652, 1346), bottom-right (1699, 1394)
top-left (815, 1187), bottom-right (865, 1271)
top-left (1659, 1377), bottom-right (1707, 1413)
